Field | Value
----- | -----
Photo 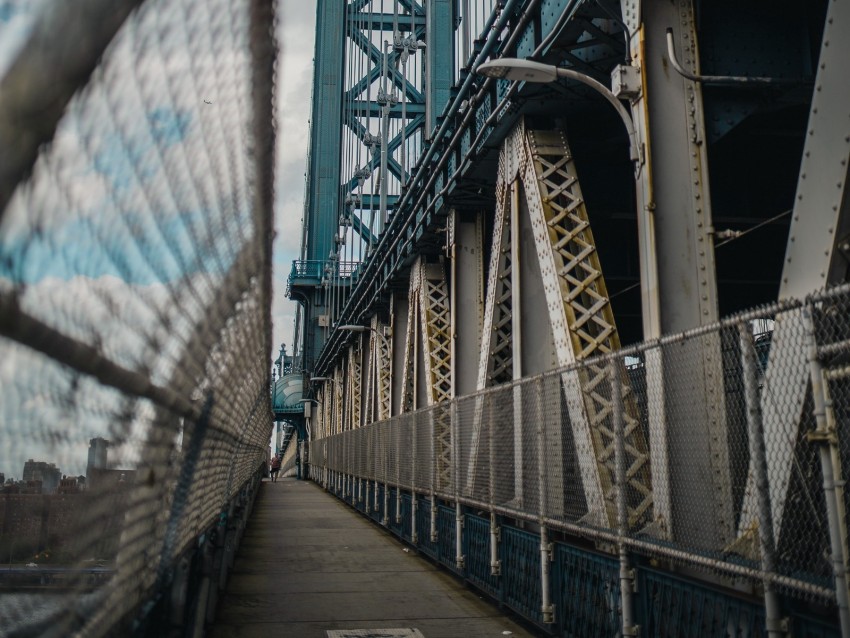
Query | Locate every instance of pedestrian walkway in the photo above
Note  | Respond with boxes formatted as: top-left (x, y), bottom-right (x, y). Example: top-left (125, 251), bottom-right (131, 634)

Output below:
top-left (212, 478), bottom-right (538, 638)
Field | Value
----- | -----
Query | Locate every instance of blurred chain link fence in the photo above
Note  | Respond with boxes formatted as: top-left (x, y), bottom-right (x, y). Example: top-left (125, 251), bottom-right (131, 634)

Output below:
top-left (0, 0), bottom-right (276, 635)
top-left (311, 283), bottom-right (850, 607)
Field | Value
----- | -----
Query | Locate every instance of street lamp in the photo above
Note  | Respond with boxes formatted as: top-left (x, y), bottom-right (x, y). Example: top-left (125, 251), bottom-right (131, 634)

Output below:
top-left (337, 324), bottom-right (371, 333)
top-left (475, 58), bottom-right (640, 164)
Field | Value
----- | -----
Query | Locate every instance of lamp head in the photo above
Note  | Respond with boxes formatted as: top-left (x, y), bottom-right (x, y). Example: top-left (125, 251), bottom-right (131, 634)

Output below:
top-left (475, 58), bottom-right (559, 84)
top-left (337, 324), bottom-right (369, 332)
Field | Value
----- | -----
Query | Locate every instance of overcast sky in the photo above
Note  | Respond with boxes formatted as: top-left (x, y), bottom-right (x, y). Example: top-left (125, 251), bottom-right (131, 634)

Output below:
top-left (272, 0), bottom-right (318, 362)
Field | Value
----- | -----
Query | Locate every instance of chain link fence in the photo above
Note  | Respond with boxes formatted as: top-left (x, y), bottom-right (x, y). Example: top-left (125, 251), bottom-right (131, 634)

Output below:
top-left (310, 284), bottom-right (850, 610)
top-left (0, 0), bottom-right (276, 635)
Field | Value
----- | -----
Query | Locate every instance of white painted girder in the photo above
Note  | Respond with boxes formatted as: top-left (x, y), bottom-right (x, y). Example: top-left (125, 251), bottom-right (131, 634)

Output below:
top-left (372, 315), bottom-right (392, 422)
top-left (520, 121), bottom-right (652, 528)
top-left (413, 258), bottom-right (453, 486)
top-left (476, 178), bottom-right (514, 390)
top-left (346, 342), bottom-right (362, 430)
top-left (739, 0), bottom-right (850, 542)
top-left (400, 278), bottom-right (418, 415)
top-left (333, 365), bottom-right (344, 436)
top-left (417, 260), bottom-right (453, 405)
top-left (467, 118), bottom-right (652, 527)
top-left (627, 0), bottom-right (729, 544)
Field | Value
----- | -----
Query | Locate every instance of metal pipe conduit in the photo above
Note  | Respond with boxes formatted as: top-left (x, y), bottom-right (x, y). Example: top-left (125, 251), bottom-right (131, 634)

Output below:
top-left (665, 27), bottom-right (811, 86)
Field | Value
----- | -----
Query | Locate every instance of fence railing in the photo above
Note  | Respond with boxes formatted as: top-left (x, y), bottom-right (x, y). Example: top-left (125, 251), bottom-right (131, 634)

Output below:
top-left (309, 283), bottom-right (850, 634)
top-left (0, 0), bottom-right (277, 634)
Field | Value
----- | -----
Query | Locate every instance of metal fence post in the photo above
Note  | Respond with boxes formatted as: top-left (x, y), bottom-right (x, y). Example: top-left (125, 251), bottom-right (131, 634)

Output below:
top-left (375, 424), bottom-right (381, 513)
top-left (489, 395), bottom-right (501, 575)
top-left (396, 420), bottom-right (402, 524)
top-left (412, 415), bottom-right (419, 543)
top-left (611, 359), bottom-right (637, 637)
top-left (383, 423), bottom-right (390, 526)
top-left (739, 323), bottom-right (787, 637)
top-left (453, 401), bottom-right (465, 569)
top-left (537, 377), bottom-right (554, 623)
top-left (803, 304), bottom-right (850, 635)
top-left (365, 429), bottom-right (372, 513)
top-left (431, 409), bottom-right (439, 543)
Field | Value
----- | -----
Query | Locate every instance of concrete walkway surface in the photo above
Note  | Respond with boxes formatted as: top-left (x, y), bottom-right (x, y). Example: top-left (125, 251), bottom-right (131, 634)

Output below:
top-left (211, 478), bottom-right (539, 638)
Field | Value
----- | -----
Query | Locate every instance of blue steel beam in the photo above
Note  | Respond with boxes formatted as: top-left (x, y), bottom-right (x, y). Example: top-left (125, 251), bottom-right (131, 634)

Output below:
top-left (349, 101), bottom-right (426, 118)
top-left (351, 212), bottom-right (377, 245)
top-left (358, 194), bottom-right (399, 209)
top-left (299, 0), bottom-right (346, 375)
top-left (347, 12), bottom-right (426, 31)
top-left (343, 114), bottom-right (425, 191)
top-left (346, 26), bottom-right (426, 103)
top-left (305, 0), bottom-right (345, 264)
top-left (426, 0), bottom-right (454, 133)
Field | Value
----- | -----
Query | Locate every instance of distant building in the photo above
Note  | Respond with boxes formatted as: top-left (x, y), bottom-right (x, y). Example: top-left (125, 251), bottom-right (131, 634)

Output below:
top-left (86, 438), bottom-right (109, 489)
top-left (87, 437), bottom-right (109, 470)
top-left (0, 472), bottom-right (4, 484)
top-left (22, 459), bottom-right (61, 493)
top-left (58, 475), bottom-right (81, 494)
top-left (87, 468), bottom-right (137, 490)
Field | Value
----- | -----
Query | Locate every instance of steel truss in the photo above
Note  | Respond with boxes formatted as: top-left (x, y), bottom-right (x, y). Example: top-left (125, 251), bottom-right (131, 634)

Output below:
top-left (473, 118), bottom-right (652, 527)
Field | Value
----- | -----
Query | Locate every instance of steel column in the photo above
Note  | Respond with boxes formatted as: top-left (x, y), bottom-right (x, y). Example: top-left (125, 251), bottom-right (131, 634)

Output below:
top-left (629, 0), bottom-right (730, 546)
top-left (449, 210), bottom-right (485, 399)
top-left (426, 0), bottom-right (454, 136)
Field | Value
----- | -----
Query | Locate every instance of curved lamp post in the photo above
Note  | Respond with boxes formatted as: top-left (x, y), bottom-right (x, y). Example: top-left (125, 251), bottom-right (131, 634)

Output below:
top-left (475, 58), bottom-right (639, 165)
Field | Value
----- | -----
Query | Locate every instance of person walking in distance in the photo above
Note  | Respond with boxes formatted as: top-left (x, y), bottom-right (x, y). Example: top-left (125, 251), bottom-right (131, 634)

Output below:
top-left (270, 454), bottom-right (281, 482)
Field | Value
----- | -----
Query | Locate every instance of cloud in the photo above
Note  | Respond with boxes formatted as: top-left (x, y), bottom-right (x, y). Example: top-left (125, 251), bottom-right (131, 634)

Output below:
top-left (269, 0), bottom-right (316, 360)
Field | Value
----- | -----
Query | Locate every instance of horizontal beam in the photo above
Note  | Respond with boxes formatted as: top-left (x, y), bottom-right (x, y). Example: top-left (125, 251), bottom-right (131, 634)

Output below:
top-left (347, 12), bottom-right (426, 31)
top-left (349, 101), bottom-right (425, 118)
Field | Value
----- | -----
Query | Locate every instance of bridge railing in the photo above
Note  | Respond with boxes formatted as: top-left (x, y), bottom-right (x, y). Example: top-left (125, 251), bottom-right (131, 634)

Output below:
top-left (310, 283), bottom-right (850, 631)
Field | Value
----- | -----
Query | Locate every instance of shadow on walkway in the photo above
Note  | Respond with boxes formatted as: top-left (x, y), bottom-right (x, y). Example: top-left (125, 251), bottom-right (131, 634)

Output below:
top-left (212, 478), bottom-right (538, 637)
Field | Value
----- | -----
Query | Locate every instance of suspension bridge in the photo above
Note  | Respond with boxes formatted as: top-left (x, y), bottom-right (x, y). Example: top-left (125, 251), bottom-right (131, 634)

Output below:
top-left (1, 0), bottom-right (849, 636)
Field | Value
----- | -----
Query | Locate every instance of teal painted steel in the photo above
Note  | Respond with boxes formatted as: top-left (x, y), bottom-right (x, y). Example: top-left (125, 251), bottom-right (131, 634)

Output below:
top-left (789, 611), bottom-right (841, 637)
top-left (400, 493), bottom-right (413, 540)
top-left (516, 19), bottom-right (537, 59)
top-left (437, 504), bottom-right (459, 572)
top-left (305, 0), bottom-right (345, 264)
top-left (636, 567), bottom-right (766, 638)
top-left (501, 525), bottom-right (543, 624)
top-left (370, 484), bottom-right (385, 523)
top-left (388, 488), bottom-right (412, 539)
top-left (271, 373), bottom-right (304, 412)
top-left (474, 96), bottom-right (491, 155)
top-left (427, 0), bottom-right (454, 134)
top-left (464, 512), bottom-right (501, 598)
top-left (553, 542), bottom-right (620, 637)
top-left (540, 0), bottom-right (573, 38)
top-left (416, 497), bottom-right (438, 559)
